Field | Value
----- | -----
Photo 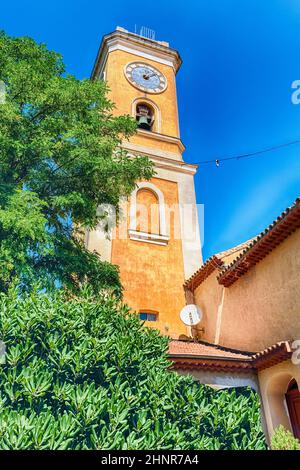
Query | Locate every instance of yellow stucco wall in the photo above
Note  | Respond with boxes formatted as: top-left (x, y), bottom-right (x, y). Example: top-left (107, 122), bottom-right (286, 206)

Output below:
top-left (111, 177), bottom-right (187, 338)
top-left (193, 272), bottom-right (223, 344)
top-left (87, 36), bottom-right (202, 338)
top-left (136, 188), bottom-right (160, 234)
top-left (104, 49), bottom-right (182, 156)
top-left (194, 230), bottom-right (300, 351)
top-left (100, 44), bottom-right (189, 337)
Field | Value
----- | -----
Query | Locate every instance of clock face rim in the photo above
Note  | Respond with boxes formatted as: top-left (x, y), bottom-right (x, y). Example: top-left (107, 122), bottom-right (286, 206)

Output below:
top-left (124, 61), bottom-right (167, 94)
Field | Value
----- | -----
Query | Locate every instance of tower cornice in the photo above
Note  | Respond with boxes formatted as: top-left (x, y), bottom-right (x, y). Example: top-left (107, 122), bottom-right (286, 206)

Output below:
top-left (121, 142), bottom-right (198, 176)
top-left (91, 27), bottom-right (182, 80)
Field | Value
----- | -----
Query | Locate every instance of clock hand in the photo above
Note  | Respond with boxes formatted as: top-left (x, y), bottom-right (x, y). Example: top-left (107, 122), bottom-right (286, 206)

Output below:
top-left (143, 72), bottom-right (156, 80)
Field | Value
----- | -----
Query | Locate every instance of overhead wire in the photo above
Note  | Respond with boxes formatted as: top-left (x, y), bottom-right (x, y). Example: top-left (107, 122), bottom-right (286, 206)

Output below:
top-left (189, 138), bottom-right (300, 166)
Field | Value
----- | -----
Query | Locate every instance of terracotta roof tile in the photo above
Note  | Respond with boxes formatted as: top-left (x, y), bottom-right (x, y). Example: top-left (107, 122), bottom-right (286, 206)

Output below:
top-left (252, 341), bottom-right (292, 370)
top-left (184, 240), bottom-right (254, 291)
top-left (215, 238), bottom-right (255, 260)
top-left (217, 198), bottom-right (300, 287)
top-left (185, 198), bottom-right (300, 291)
top-left (184, 256), bottom-right (224, 291)
top-left (168, 340), bottom-right (292, 372)
top-left (169, 340), bottom-right (252, 360)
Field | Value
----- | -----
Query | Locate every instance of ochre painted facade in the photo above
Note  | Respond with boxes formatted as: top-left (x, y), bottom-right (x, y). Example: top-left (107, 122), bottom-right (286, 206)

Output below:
top-left (112, 177), bottom-right (187, 337)
top-left (88, 28), bottom-right (202, 337)
top-left (103, 49), bottom-right (181, 149)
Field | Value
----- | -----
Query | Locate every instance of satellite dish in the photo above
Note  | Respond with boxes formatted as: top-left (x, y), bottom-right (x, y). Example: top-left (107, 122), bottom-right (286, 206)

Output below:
top-left (180, 304), bottom-right (202, 327)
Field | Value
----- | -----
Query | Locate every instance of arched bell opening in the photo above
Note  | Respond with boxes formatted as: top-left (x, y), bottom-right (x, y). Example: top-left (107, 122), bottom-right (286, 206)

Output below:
top-left (135, 102), bottom-right (154, 131)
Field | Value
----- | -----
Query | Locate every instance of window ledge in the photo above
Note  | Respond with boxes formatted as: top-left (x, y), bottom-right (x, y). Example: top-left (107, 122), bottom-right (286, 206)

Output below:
top-left (128, 229), bottom-right (169, 246)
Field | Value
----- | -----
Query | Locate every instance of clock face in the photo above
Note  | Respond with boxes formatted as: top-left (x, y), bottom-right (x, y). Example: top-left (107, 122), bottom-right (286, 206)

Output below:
top-left (125, 62), bottom-right (167, 93)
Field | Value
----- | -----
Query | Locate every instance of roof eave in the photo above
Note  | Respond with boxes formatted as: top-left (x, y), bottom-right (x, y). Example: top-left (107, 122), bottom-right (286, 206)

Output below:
top-left (168, 340), bottom-right (293, 372)
top-left (218, 198), bottom-right (300, 287)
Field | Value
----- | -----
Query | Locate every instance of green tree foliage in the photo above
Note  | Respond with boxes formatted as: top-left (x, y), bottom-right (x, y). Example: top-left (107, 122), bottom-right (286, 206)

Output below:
top-left (0, 32), bottom-right (153, 295)
top-left (271, 425), bottom-right (300, 450)
top-left (0, 287), bottom-right (267, 450)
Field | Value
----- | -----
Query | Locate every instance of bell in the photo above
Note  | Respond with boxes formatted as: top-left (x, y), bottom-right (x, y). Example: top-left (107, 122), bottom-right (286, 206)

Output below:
top-left (137, 115), bottom-right (151, 130)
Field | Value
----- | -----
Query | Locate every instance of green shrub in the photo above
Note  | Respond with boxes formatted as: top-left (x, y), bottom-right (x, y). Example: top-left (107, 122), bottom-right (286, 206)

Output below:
top-left (271, 425), bottom-right (300, 450)
top-left (0, 287), bottom-right (267, 450)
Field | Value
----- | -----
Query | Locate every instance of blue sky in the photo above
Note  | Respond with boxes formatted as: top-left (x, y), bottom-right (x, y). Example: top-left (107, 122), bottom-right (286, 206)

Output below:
top-left (2, 0), bottom-right (300, 259)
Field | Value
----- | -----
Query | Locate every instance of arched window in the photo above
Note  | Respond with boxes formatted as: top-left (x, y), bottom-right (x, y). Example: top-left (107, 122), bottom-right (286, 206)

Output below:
top-left (128, 182), bottom-right (169, 246)
top-left (136, 188), bottom-right (160, 234)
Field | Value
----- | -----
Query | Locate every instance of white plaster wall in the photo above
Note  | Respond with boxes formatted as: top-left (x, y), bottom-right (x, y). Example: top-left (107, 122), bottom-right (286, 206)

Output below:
top-left (85, 228), bottom-right (112, 262)
top-left (154, 166), bottom-right (202, 279)
top-left (175, 368), bottom-right (259, 391)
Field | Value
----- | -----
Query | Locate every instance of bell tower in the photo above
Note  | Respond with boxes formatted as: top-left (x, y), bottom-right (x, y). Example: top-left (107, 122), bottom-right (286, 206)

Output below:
top-left (88, 27), bottom-right (202, 338)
